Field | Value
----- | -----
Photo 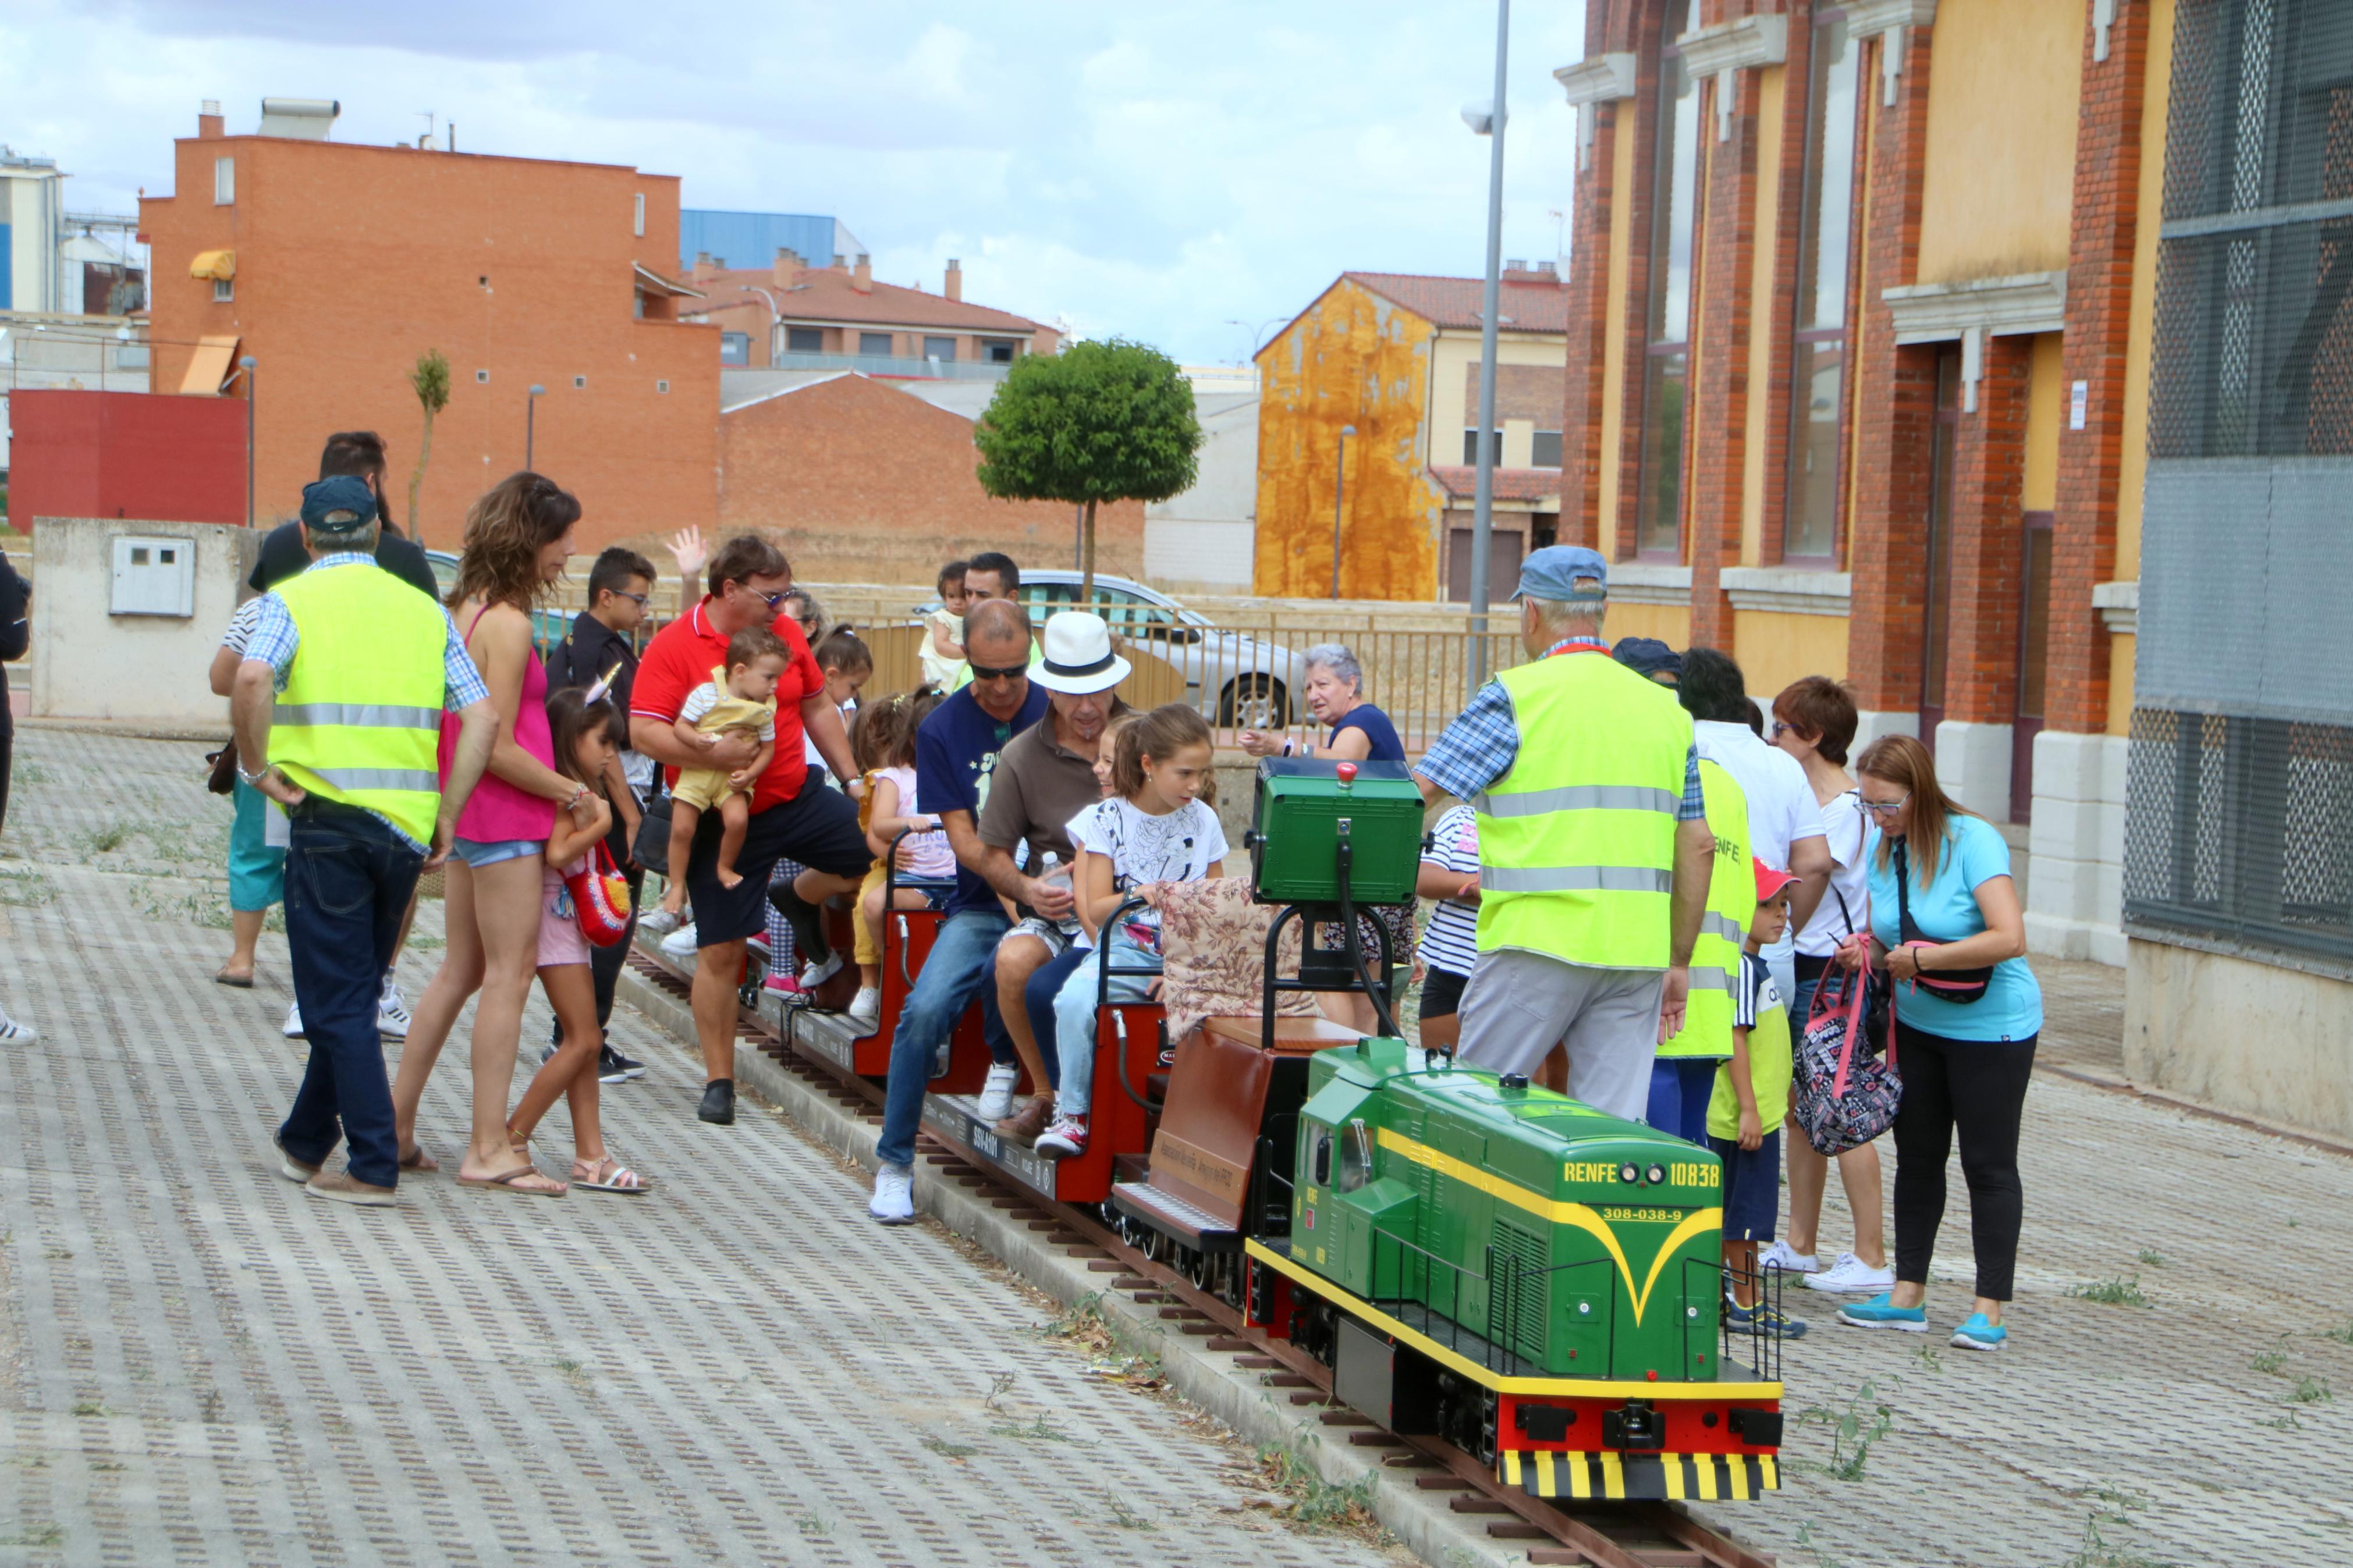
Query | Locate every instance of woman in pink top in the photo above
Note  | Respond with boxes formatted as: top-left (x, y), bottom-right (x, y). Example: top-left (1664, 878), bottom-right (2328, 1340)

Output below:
top-left (392, 473), bottom-right (596, 1197)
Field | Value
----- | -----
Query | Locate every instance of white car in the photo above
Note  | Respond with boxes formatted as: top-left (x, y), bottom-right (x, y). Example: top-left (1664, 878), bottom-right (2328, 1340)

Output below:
top-left (923, 570), bottom-right (1303, 728)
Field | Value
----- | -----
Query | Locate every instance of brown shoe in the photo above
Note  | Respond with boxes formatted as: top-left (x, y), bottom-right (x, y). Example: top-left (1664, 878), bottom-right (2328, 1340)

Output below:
top-left (994, 1094), bottom-right (1055, 1143)
top-left (304, 1170), bottom-right (398, 1207)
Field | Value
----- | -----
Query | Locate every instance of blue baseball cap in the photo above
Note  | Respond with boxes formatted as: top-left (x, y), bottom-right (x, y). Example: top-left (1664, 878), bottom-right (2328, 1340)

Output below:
top-left (1513, 545), bottom-right (1609, 603)
top-left (300, 475), bottom-right (378, 535)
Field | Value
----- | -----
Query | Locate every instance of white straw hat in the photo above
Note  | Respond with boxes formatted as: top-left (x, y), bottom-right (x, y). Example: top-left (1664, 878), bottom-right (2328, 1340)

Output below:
top-left (1030, 610), bottom-right (1131, 695)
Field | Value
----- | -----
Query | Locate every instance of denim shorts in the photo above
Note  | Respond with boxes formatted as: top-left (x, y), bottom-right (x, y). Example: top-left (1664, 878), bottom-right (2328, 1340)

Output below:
top-left (453, 835), bottom-right (542, 870)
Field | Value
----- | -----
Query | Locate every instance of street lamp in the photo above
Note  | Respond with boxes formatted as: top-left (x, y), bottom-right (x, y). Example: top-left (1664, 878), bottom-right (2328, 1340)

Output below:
top-left (526, 383), bottom-right (545, 470)
top-left (240, 355), bottom-right (257, 528)
top-left (1330, 424), bottom-right (1356, 600)
top-left (1463, 0), bottom-right (1510, 679)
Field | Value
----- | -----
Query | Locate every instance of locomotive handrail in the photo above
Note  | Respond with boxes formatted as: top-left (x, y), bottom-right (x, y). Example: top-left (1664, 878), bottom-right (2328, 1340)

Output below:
top-left (883, 825), bottom-right (959, 992)
top-left (1099, 896), bottom-right (1166, 1115)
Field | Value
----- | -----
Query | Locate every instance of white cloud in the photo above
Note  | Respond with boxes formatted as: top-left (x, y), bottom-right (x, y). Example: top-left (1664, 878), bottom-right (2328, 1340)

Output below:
top-left (6, 0), bottom-right (1587, 362)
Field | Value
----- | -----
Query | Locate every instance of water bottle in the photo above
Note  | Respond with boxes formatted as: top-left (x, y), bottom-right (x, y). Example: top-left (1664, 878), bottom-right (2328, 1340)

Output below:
top-left (1038, 850), bottom-right (1073, 919)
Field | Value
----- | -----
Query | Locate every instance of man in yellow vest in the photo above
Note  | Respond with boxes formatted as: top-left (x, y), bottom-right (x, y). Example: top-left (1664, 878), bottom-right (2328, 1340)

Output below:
top-left (231, 476), bottom-right (498, 1206)
top-left (1646, 753), bottom-right (1753, 1143)
top-left (1413, 546), bottom-right (1714, 1122)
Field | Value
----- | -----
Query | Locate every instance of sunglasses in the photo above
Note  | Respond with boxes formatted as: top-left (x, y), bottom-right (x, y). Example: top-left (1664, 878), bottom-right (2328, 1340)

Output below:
top-left (734, 583), bottom-right (789, 611)
top-left (608, 591), bottom-right (650, 607)
top-left (966, 661), bottom-right (1030, 682)
top-left (1860, 792), bottom-right (1912, 816)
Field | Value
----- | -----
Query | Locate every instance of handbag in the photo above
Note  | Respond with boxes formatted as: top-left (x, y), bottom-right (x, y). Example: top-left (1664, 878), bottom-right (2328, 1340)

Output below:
top-left (1793, 965), bottom-right (1901, 1155)
top-left (1892, 840), bottom-right (1993, 1004)
top-left (631, 790), bottom-right (673, 878)
top-left (565, 840), bottom-right (635, 947)
top-left (205, 742), bottom-right (239, 797)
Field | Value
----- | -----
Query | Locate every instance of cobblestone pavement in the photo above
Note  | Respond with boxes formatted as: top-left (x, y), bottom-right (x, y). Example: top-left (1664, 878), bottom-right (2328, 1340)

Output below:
top-left (0, 730), bottom-right (1404, 1567)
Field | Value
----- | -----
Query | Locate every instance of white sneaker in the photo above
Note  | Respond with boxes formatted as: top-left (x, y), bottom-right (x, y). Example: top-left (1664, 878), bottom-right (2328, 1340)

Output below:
top-left (1758, 1239), bottom-right (1819, 1275)
top-left (974, 1062), bottom-right (1020, 1121)
top-left (1804, 1251), bottom-right (1897, 1294)
top-left (660, 923), bottom-right (699, 959)
top-left (868, 1165), bottom-right (915, 1224)
top-left (1037, 1113), bottom-right (1089, 1161)
top-left (847, 986), bottom-right (882, 1025)
top-left (376, 979), bottom-right (411, 1039)
top-left (282, 1002), bottom-right (306, 1040)
top-left (638, 906), bottom-right (682, 936)
top-left (797, 951), bottom-right (844, 990)
top-left (0, 1004), bottom-right (34, 1044)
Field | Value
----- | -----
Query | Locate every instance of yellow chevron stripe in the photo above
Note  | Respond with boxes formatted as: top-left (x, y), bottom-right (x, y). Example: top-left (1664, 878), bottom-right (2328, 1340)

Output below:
top-left (1536, 1449), bottom-right (1556, 1497)
top-left (1726, 1456), bottom-right (1749, 1501)
top-left (1371, 1125), bottom-right (1721, 1324)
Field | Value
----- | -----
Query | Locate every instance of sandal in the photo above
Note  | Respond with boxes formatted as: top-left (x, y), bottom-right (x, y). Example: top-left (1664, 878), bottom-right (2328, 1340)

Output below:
top-left (573, 1156), bottom-right (650, 1195)
top-left (214, 969), bottom-right (255, 989)
top-left (399, 1144), bottom-right (440, 1173)
top-left (456, 1162), bottom-right (567, 1197)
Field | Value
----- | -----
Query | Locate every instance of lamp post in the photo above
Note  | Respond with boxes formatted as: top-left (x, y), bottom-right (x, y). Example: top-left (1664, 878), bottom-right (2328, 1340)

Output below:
top-left (526, 383), bottom-right (545, 470)
top-left (1462, 0), bottom-right (1510, 679)
top-left (1330, 424), bottom-right (1355, 600)
top-left (240, 355), bottom-right (257, 528)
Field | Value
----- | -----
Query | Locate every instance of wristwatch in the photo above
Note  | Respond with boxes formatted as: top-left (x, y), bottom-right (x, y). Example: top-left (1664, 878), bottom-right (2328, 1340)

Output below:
top-left (237, 763), bottom-right (272, 787)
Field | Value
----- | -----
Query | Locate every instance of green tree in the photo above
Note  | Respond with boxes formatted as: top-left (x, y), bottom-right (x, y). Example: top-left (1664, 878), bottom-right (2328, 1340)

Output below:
top-left (407, 349), bottom-right (452, 546)
top-left (973, 338), bottom-right (1203, 603)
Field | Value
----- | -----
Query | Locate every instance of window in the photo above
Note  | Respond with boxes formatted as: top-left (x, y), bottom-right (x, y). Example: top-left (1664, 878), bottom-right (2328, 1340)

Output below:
top-left (859, 332), bottom-right (894, 356)
top-left (2151, 0), bottom-right (2353, 457)
top-left (633, 192), bottom-right (645, 238)
top-left (212, 278), bottom-right (233, 303)
top-left (981, 337), bottom-right (1020, 364)
top-left (719, 332), bottom-right (751, 366)
top-left (114, 343), bottom-right (150, 370)
top-left (573, 375), bottom-right (587, 389)
top-left (213, 156), bottom-right (233, 205)
top-left (1636, 0), bottom-right (1703, 558)
top-left (1785, 9), bottom-right (1862, 560)
top-left (922, 335), bottom-right (956, 361)
top-left (656, 379), bottom-right (670, 394)
top-left (1461, 429), bottom-right (1502, 465)
top-left (786, 326), bottom-right (824, 354)
top-left (1531, 429), bottom-right (1564, 468)
top-left (475, 368), bottom-right (490, 384)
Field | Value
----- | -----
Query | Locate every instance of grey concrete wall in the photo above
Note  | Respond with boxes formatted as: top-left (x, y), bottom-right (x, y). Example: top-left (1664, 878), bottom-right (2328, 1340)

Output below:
top-left (2124, 937), bottom-right (2353, 1140)
top-left (31, 516), bottom-right (254, 725)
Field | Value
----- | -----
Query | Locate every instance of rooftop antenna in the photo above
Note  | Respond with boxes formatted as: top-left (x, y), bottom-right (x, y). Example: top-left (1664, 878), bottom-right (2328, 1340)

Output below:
top-left (417, 110), bottom-right (436, 150)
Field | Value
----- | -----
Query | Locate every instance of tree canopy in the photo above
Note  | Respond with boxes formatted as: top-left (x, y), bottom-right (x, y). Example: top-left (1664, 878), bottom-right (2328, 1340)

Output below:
top-left (973, 337), bottom-right (1204, 599)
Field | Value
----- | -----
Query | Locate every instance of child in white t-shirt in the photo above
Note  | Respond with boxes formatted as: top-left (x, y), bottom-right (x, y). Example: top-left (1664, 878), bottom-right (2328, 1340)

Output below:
top-left (1037, 705), bottom-right (1226, 1160)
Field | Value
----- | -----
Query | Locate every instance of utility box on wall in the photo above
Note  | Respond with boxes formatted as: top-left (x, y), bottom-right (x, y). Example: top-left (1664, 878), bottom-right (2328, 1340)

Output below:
top-left (110, 536), bottom-right (198, 617)
top-left (33, 517), bottom-right (258, 727)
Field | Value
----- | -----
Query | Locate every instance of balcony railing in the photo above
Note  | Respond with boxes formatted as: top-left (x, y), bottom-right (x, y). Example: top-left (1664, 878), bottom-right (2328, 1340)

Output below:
top-left (771, 350), bottom-right (1013, 382)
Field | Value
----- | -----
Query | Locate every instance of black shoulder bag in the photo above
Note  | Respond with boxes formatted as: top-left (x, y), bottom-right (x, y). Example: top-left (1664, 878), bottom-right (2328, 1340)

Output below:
top-left (1891, 840), bottom-right (1994, 1004)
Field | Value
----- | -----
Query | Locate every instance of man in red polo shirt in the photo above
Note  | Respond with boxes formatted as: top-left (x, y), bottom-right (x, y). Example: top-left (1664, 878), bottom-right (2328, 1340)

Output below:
top-left (631, 534), bottom-right (868, 1126)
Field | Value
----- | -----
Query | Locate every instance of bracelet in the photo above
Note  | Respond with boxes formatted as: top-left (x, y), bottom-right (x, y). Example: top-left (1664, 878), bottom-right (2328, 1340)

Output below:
top-left (1282, 738), bottom-right (1296, 758)
top-left (237, 763), bottom-right (271, 787)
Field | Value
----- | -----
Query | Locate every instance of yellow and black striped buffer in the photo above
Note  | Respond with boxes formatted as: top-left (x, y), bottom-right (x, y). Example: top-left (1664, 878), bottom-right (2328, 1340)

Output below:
top-left (1498, 1449), bottom-right (1779, 1502)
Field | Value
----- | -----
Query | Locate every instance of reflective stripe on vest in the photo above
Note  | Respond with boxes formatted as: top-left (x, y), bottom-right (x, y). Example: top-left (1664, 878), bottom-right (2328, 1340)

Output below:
top-left (1656, 759), bottom-right (1755, 1060)
top-left (1473, 653), bottom-right (1695, 970)
top-left (269, 565), bottom-right (449, 847)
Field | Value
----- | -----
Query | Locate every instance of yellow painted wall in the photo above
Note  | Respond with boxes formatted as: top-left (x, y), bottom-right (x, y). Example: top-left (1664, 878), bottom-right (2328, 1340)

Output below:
top-left (1742, 66), bottom-right (1788, 566)
top-left (1915, 0), bottom-right (2084, 283)
top-left (1734, 608), bottom-right (1851, 707)
top-left (1599, 106), bottom-right (1642, 557)
top-left (1253, 279), bottom-right (1443, 600)
top-left (1429, 329), bottom-right (1570, 471)
top-left (1606, 601), bottom-right (1692, 648)
top-left (2116, 0), bottom-right (2175, 587)
top-left (2022, 331), bottom-right (2064, 510)
top-left (2107, 632), bottom-right (2136, 735)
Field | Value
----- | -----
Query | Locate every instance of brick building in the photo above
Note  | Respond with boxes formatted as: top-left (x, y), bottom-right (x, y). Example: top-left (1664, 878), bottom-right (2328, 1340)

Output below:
top-left (717, 371), bottom-right (1141, 586)
top-left (1557, 0), bottom-right (2353, 1137)
top-left (138, 101), bottom-right (716, 550)
top-left (1252, 269), bottom-right (1569, 602)
top-left (681, 251), bottom-right (1057, 375)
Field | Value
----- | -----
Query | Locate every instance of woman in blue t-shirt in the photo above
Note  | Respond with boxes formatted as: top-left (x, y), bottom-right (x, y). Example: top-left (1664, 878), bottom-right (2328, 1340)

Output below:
top-left (1833, 734), bottom-right (2040, 1354)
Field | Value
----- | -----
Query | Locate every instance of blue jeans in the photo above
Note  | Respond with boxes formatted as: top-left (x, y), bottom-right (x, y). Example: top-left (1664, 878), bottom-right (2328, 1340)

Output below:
top-left (876, 908), bottom-right (1013, 1170)
top-left (1023, 943), bottom-right (1093, 1088)
top-left (276, 801), bottom-right (423, 1188)
top-left (1646, 1055), bottom-right (1721, 1146)
top-left (1052, 930), bottom-right (1160, 1118)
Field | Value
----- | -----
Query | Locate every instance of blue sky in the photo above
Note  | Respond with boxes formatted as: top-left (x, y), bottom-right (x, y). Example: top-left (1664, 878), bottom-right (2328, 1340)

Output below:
top-left (8, 1), bottom-right (1589, 364)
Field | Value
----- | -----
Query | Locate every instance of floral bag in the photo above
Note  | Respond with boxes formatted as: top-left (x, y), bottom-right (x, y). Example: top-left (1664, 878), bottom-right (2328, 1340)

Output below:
top-left (564, 841), bottom-right (635, 948)
top-left (1793, 965), bottom-right (1901, 1155)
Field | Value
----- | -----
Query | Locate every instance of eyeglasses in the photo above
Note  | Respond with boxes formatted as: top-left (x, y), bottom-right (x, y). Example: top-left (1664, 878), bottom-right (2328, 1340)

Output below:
top-left (967, 662), bottom-right (1028, 682)
top-left (1860, 792), bottom-right (1911, 817)
top-left (1769, 721), bottom-right (1795, 739)
top-left (609, 591), bottom-right (650, 608)
top-left (733, 582), bottom-right (788, 611)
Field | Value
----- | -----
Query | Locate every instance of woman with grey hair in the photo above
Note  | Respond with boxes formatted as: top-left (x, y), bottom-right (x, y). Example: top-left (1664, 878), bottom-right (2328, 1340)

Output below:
top-left (1238, 643), bottom-right (1405, 763)
top-left (1240, 643), bottom-right (1413, 1032)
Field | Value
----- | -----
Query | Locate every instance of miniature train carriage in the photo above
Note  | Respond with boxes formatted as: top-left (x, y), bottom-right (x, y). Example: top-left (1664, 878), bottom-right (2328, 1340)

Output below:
top-left (1245, 1036), bottom-right (1785, 1502)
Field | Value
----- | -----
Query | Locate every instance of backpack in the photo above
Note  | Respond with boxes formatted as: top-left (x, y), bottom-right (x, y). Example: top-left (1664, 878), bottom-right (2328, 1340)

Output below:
top-left (1793, 964), bottom-right (1901, 1155)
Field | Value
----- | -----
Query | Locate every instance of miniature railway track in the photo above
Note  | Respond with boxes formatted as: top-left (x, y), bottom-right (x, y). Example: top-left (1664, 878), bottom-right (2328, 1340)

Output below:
top-left (630, 952), bottom-right (1775, 1568)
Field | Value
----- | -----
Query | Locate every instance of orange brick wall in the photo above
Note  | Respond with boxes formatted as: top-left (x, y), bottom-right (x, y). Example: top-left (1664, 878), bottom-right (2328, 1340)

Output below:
top-left (1940, 334), bottom-right (2032, 724)
top-left (140, 129), bottom-right (718, 553)
top-left (718, 374), bottom-right (1141, 585)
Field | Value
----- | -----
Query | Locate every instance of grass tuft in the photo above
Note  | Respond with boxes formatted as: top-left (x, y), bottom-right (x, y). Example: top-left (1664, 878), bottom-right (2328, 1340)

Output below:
top-left (1245, 1432), bottom-right (1382, 1537)
top-left (2284, 1375), bottom-right (2333, 1405)
top-left (1793, 1378), bottom-right (1896, 1481)
top-left (2066, 1274), bottom-right (2152, 1308)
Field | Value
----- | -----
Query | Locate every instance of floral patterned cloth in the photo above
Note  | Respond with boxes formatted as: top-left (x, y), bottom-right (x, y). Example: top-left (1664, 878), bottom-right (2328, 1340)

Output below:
top-left (1149, 876), bottom-right (1325, 1044)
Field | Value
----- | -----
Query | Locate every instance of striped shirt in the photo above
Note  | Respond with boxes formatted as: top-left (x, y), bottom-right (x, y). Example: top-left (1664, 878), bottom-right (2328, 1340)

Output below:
top-left (1418, 805), bottom-right (1482, 979)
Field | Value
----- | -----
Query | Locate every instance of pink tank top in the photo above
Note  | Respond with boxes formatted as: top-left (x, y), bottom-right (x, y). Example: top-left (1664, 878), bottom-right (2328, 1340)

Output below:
top-left (440, 602), bottom-right (558, 844)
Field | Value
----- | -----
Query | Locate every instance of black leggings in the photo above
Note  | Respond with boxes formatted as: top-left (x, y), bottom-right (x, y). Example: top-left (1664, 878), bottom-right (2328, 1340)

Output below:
top-left (1892, 1021), bottom-right (2037, 1302)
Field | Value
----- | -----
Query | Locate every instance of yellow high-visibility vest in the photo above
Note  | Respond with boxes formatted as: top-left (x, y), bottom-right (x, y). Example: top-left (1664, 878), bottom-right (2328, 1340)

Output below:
top-left (1656, 759), bottom-right (1752, 1060)
top-left (1474, 653), bottom-right (1694, 969)
top-left (269, 563), bottom-right (450, 846)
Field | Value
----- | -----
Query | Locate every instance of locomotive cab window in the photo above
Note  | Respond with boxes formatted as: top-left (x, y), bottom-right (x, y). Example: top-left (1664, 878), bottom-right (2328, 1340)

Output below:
top-left (1336, 1119), bottom-right (1374, 1194)
top-left (1311, 1130), bottom-right (1332, 1187)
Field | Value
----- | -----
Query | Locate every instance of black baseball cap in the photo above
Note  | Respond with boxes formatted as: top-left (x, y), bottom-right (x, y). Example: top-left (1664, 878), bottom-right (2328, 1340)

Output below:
top-left (300, 475), bottom-right (378, 535)
top-left (1612, 637), bottom-right (1683, 680)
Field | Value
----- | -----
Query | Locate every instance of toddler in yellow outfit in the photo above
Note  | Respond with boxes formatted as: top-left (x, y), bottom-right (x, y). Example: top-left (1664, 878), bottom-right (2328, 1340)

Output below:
top-left (657, 628), bottom-right (785, 910)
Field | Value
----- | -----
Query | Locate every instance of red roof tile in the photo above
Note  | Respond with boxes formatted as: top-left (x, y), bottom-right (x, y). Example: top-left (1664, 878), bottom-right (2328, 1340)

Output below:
top-left (1425, 464), bottom-right (1562, 503)
top-left (1344, 271), bottom-right (1570, 334)
top-left (686, 264), bottom-right (1048, 335)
